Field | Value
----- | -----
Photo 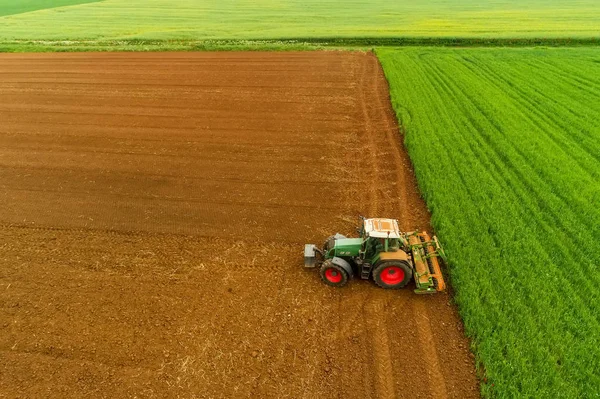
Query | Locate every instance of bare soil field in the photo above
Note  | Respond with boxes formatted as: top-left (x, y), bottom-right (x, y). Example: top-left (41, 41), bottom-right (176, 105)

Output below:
top-left (0, 52), bottom-right (478, 398)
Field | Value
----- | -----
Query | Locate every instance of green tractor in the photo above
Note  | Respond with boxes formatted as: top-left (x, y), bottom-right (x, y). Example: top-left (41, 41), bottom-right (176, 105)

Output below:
top-left (304, 218), bottom-right (446, 294)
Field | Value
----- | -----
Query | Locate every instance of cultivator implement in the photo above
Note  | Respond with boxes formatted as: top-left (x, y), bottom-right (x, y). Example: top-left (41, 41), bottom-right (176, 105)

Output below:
top-left (405, 232), bottom-right (447, 294)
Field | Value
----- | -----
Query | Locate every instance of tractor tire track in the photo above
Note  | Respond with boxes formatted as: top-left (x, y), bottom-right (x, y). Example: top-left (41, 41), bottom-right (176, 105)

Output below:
top-left (413, 299), bottom-right (450, 399)
top-left (357, 54), bottom-right (396, 399)
top-left (360, 53), bottom-right (451, 399)
top-left (355, 53), bottom-right (382, 217)
top-left (366, 297), bottom-right (397, 399)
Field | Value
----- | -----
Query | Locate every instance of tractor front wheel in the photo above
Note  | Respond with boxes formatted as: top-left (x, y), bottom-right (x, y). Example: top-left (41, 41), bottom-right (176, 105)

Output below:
top-left (319, 261), bottom-right (349, 288)
top-left (372, 261), bottom-right (412, 289)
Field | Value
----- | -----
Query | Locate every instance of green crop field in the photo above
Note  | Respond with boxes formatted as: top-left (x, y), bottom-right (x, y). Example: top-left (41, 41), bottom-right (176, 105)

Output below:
top-left (377, 47), bottom-right (600, 398)
top-left (0, 0), bottom-right (100, 17)
top-left (0, 0), bottom-right (599, 46)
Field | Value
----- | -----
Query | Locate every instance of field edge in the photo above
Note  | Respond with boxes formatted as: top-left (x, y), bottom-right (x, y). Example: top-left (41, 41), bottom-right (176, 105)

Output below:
top-left (2, 37), bottom-right (600, 53)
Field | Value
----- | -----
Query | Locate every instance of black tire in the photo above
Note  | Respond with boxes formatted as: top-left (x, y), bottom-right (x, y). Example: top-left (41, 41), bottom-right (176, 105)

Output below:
top-left (372, 261), bottom-right (413, 289)
top-left (319, 260), bottom-right (349, 288)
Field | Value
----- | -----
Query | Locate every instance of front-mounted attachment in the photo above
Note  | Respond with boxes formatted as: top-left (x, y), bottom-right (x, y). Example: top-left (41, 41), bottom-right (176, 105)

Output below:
top-left (304, 244), bottom-right (322, 268)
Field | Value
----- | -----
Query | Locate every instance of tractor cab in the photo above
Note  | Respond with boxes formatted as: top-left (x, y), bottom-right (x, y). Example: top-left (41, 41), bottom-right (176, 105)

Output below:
top-left (360, 218), bottom-right (405, 259)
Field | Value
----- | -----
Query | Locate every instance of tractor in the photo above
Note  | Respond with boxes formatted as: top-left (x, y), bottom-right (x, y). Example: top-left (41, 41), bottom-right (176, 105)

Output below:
top-left (304, 218), bottom-right (446, 294)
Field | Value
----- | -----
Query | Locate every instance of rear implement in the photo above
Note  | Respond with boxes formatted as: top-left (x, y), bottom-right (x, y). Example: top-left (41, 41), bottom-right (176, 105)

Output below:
top-left (406, 232), bottom-right (446, 294)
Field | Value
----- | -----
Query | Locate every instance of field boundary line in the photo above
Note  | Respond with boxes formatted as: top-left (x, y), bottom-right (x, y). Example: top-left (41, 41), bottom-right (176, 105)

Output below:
top-left (2, 37), bottom-right (600, 53)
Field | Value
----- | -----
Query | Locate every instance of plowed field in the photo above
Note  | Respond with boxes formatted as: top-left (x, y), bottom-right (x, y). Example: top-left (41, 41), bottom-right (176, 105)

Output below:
top-left (0, 52), bottom-right (478, 398)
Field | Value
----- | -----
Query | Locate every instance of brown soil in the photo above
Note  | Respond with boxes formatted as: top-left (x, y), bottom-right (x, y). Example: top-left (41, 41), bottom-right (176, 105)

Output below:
top-left (0, 52), bottom-right (479, 399)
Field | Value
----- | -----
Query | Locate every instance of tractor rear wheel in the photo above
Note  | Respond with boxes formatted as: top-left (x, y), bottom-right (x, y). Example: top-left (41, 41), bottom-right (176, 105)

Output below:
top-left (319, 261), bottom-right (349, 288)
top-left (372, 261), bottom-right (412, 289)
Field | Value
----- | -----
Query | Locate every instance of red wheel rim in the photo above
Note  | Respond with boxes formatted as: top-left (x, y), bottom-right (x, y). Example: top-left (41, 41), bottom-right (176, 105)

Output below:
top-left (325, 268), bottom-right (343, 283)
top-left (380, 266), bottom-right (404, 285)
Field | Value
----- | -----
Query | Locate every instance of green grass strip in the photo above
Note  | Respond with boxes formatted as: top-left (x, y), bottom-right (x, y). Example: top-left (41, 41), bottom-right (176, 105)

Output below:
top-left (1, 37), bottom-right (600, 53)
top-left (0, 0), bottom-right (101, 17)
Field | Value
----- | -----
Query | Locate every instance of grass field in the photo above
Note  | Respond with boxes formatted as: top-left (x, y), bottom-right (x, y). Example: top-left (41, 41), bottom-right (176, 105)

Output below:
top-left (377, 47), bottom-right (600, 398)
top-left (0, 0), bottom-right (100, 17)
top-left (0, 0), bottom-right (599, 46)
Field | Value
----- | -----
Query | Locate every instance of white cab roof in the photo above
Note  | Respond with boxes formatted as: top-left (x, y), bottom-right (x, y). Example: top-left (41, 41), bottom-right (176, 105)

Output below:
top-left (364, 218), bottom-right (401, 238)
